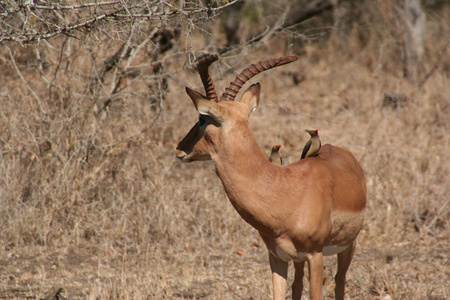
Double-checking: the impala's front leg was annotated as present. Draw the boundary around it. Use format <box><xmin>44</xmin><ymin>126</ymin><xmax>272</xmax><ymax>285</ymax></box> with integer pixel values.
<box><xmin>269</xmin><ymin>253</ymin><xmax>288</xmax><ymax>300</ymax></box>
<box><xmin>307</xmin><ymin>251</ymin><xmax>324</xmax><ymax>300</ymax></box>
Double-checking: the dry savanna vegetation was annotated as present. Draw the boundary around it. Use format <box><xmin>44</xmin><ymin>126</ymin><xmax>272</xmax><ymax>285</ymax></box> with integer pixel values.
<box><xmin>0</xmin><ymin>0</ymin><xmax>449</xmax><ymax>299</ymax></box>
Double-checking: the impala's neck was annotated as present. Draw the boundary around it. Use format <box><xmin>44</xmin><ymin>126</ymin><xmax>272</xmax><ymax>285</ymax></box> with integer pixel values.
<box><xmin>210</xmin><ymin>123</ymin><xmax>281</xmax><ymax>233</ymax></box>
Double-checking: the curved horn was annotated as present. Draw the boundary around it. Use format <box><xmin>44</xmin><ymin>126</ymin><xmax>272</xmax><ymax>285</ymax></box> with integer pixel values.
<box><xmin>196</xmin><ymin>53</ymin><xmax>219</xmax><ymax>102</ymax></box>
<box><xmin>220</xmin><ymin>56</ymin><xmax>298</xmax><ymax>102</ymax></box>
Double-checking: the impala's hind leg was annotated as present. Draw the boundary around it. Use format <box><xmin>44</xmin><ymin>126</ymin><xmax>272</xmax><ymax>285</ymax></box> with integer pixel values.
<box><xmin>335</xmin><ymin>241</ymin><xmax>356</xmax><ymax>300</ymax></box>
<box><xmin>292</xmin><ymin>261</ymin><xmax>305</xmax><ymax>300</ymax></box>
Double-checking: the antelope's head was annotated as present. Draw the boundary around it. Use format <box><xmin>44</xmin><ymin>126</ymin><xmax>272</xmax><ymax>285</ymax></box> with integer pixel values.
<box><xmin>176</xmin><ymin>54</ymin><xmax>298</xmax><ymax>162</ymax></box>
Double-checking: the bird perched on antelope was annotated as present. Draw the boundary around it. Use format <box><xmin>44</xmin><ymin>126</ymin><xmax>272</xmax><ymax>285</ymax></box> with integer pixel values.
<box><xmin>301</xmin><ymin>129</ymin><xmax>321</xmax><ymax>159</ymax></box>
<box><xmin>268</xmin><ymin>145</ymin><xmax>282</xmax><ymax>165</ymax></box>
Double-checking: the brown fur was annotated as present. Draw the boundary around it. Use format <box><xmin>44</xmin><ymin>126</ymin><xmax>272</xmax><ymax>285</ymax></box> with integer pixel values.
<box><xmin>176</xmin><ymin>82</ymin><xmax>366</xmax><ymax>300</ymax></box>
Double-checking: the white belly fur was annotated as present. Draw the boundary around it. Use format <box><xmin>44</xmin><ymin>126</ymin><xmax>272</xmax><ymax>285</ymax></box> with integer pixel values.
<box><xmin>275</xmin><ymin>245</ymin><xmax>349</xmax><ymax>262</ymax></box>
<box><xmin>322</xmin><ymin>245</ymin><xmax>349</xmax><ymax>256</ymax></box>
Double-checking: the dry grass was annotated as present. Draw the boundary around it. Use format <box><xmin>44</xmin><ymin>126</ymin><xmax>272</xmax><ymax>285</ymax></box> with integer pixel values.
<box><xmin>1</xmin><ymin>4</ymin><xmax>449</xmax><ymax>299</ymax></box>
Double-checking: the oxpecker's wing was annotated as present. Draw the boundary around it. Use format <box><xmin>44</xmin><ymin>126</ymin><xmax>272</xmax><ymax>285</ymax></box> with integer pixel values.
<box><xmin>301</xmin><ymin>140</ymin><xmax>312</xmax><ymax>159</ymax></box>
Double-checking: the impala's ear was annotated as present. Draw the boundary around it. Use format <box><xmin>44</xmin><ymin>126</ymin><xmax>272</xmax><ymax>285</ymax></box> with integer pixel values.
<box><xmin>240</xmin><ymin>83</ymin><xmax>261</xmax><ymax>115</ymax></box>
<box><xmin>186</xmin><ymin>87</ymin><xmax>224</xmax><ymax>123</ymax></box>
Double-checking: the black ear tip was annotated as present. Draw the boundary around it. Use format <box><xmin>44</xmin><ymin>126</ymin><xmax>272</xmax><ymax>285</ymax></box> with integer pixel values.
<box><xmin>249</xmin><ymin>83</ymin><xmax>261</xmax><ymax>93</ymax></box>
<box><xmin>185</xmin><ymin>87</ymin><xmax>194</xmax><ymax>97</ymax></box>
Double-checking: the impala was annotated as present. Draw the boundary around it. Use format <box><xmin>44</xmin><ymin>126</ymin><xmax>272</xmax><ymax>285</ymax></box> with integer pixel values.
<box><xmin>175</xmin><ymin>54</ymin><xmax>367</xmax><ymax>299</ymax></box>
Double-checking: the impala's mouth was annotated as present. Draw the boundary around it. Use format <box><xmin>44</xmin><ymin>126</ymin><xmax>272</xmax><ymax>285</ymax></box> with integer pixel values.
<box><xmin>175</xmin><ymin>149</ymin><xmax>189</xmax><ymax>162</ymax></box>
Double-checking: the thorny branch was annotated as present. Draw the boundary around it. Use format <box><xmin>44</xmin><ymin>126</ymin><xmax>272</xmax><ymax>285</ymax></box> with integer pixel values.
<box><xmin>0</xmin><ymin>0</ymin><xmax>241</xmax><ymax>44</ymax></box>
<box><xmin>0</xmin><ymin>1</ymin><xmax>121</xmax><ymax>16</ymax></box>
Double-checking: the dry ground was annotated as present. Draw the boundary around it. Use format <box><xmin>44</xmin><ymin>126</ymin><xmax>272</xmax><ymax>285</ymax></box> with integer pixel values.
<box><xmin>1</xmin><ymin>8</ymin><xmax>449</xmax><ymax>300</ymax></box>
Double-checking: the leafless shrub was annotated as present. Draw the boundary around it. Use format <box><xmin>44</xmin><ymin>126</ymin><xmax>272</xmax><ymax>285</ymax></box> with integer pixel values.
<box><xmin>0</xmin><ymin>0</ymin><xmax>449</xmax><ymax>299</ymax></box>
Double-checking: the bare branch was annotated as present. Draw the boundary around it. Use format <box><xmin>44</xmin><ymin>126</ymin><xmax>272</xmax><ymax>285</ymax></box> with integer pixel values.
<box><xmin>0</xmin><ymin>0</ymin><xmax>241</xmax><ymax>45</ymax></box>
<box><xmin>237</xmin><ymin>0</ymin><xmax>336</xmax><ymax>49</ymax></box>
<box><xmin>33</xmin><ymin>1</ymin><xmax>121</xmax><ymax>10</ymax></box>
<box><xmin>1</xmin><ymin>7</ymin><xmax>126</xmax><ymax>44</ymax></box>
<box><xmin>6</xmin><ymin>46</ymin><xmax>46</xmax><ymax>115</ymax></box>
<box><xmin>282</xmin><ymin>0</ymin><xmax>337</xmax><ymax>29</ymax></box>
<box><xmin>418</xmin><ymin>38</ymin><xmax>450</xmax><ymax>88</ymax></box>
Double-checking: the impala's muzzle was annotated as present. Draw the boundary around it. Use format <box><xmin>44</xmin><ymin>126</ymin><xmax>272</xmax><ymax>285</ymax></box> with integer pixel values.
<box><xmin>175</xmin><ymin>120</ymin><xmax>204</xmax><ymax>162</ymax></box>
<box><xmin>175</xmin><ymin>149</ymin><xmax>188</xmax><ymax>162</ymax></box>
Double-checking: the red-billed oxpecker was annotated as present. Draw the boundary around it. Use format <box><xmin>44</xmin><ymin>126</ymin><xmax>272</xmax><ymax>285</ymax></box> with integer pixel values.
<box><xmin>268</xmin><ymin>145</ymin><xmax>283</xmax><ymax>165</ymax></box>
<box><xmin>301</xmin><ymin>129</ymin><xmax>321</xmax><ymax>159</ymax></box>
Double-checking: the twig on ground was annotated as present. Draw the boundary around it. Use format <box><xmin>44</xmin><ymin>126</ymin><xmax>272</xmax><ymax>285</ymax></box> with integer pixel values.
<box><xmin>418</xmin><ymin>38</ymin><xmax>450</xmax><ymax>88</ymax></box>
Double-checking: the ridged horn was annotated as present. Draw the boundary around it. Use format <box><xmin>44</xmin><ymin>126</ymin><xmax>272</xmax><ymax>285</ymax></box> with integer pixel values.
<box><xmin>220</xmin><ymin>56</ymin><xmax>298</xmax><ymax>102</ymax></box>
<box><xmin>196</xmin><ymin>53</ymin><xmax>219</xmax><ymax>102</ymax></box>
